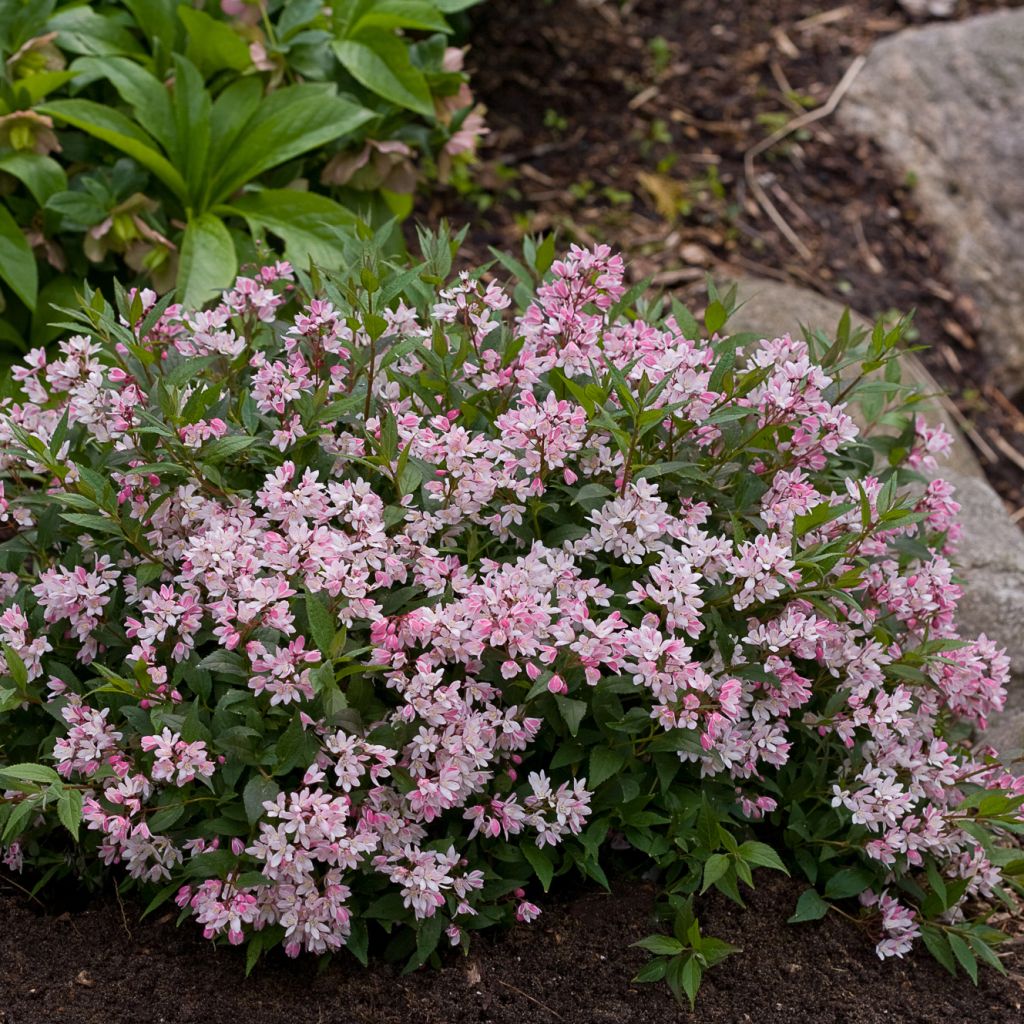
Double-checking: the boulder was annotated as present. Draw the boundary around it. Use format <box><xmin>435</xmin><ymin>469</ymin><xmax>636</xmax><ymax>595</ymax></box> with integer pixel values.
<box><xmin>725</xmin><ymin>276</ymin><xmax>1024</xmax><ymax>756</ymax></box>
<box><xmin>837</xmin><ymin>10</ymin><xmax>1024</xmax><ymax>391</ymax></box>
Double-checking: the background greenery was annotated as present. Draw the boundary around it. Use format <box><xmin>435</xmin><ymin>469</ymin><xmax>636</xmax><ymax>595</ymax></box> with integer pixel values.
<box><xmin>0</xmin><ymin>0</ymin><xmax>482</xmax><ymax>367</ymax></box>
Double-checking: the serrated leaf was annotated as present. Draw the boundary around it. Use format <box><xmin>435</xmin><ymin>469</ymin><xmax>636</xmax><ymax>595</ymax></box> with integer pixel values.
<box><xmin>57</xmin><ymin>787</ymin><xmax>83</xmax><ymax>840</ymax></box>
<box><xmin>0</xmin><ymin>762</ymin><xmax>60</xmax><ymax>785</ymax></box>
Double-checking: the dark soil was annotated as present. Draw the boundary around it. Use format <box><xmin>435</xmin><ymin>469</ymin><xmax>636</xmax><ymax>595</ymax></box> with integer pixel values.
<box><xmin>1</xmin><ymin>874</ymin><xmax>1021</xmax><ymax>1024</ymax></box>
<box><xmin>423</xmin><ymin>0</ymin><xmax>1024</xmax><ymax>520</ymax></box>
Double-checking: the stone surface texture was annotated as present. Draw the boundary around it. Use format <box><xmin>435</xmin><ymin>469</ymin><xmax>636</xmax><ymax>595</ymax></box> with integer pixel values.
<box><xmin>837</xmin><ymin>10</ymin><xmax>1024</xmax><ymax>389</ymax></box>
<box><xmin>725</xmin><ymin>276</ymin><xmax>1024</xmax><ymax>755</ymax></box>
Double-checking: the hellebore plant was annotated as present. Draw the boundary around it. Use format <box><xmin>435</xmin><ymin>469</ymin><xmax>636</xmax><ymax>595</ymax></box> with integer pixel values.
<box><xmin>0</xmin><ymin>231</ymin><xmax>1020</xmax><ymax>997</ymax></box>
<box><xmin>0</xmin><ymin>0</ymin><xmax>486</xmax><ymax>360</ymax></box>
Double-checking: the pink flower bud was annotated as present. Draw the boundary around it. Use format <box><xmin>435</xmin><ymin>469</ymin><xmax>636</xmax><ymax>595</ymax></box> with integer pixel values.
<box><xmin>547</xmin><ymin>674</ymin><xmax>567</xmax><ymax>696</ymax></box>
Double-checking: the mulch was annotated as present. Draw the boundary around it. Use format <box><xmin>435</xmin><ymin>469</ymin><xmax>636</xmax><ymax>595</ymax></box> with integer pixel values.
<box><xmin>1</xmin><ymin>874</ymin><xmax>1022</xmax><ymax>1023</ymax></box>
<box><xmin>421</xmin><ymin>0</ymin><xmax>1024</xmax><ymax>519</ymax></box>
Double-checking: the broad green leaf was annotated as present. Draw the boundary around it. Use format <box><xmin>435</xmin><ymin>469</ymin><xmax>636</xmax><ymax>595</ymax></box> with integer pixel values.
<box><xmin>334</xmin><ymin>32</ymin><xmax>434</xmax><ymax>117</ymax></box>
<box><xmin>737</xmin><ymin>840</ymin><xmax>789</xmax><ymax>875</ymax></box>
<box><xmin>171</xmin><ymin>56</ymin><xmax>212</xmax><ymax>197</ymax></box>
<box><xmin>37</xmin><ymin>100</ymin><xmax>188</xmax><ymax>201</ymax></box>
<box><xmin>47</xmin><ymin>6</ymin><xmax>145</xmax><ymax>56</ymax></box>
<box><xmin>353</xmin><ymin>1</ymin><xmax>450</xmax><ymax>33</ymax></box>
<box><xmin>0</xmin><ymin>152</ymin><xmax>66</xmax><ymax>205</ymax></box>
<box><xmin>0</xmin><ymin>203</ymin><xmax>37</xmax><ymax>310</ymax></box>
<box><xmin>7</xmin><ymin>70</ymin><xmax>77</xmax><ymax>105</ymax></box>
<box><xmin>70</xmin><ymin>57</ymin><xmax>176</xmax><ymax>156</ymax></box>
<box><xmin>178</xmin><ymin>212</ymin><xmax>236</xmax><ymax>308</ymax></box>
<box><xmin>823</xmin><ymin>867</ymin><xmax>874</xmax><ymax>900</ymax></box>
<box><xmin>921</xmin><ymin>926</ymin><xmax>958</xmax><ymax>976</ymax></box>
<box><xmin>632</xmin><ymin>934</ymin><xmax>684</xmax><ymax>956</ymax></box>
<box><xmin>177</xmin><ymin>5</ymin><xmax>252</xmax><ymax>76</ymax></box>
<box><xmin>123</xmin><ymin>0</ymin><xmax>179</xmax><ymax>50</ymax></box>
<box><xmin>208</xmin><ymin>85</ymin><xmax>372</xmax><ymax>203</ymax></box>
<box><xmin>787</xmin><ymin>888</ymin><xmax>829</xmax><ymax>924</ymax></box>
<box><xmin>45</xmin><ymin>189</ymin><xmax>109</xmax><ymax>227</ymax></box>
<box><xmin>222</xmin><ymin>190</ymin><xmax>358</xmax><ymax>268</ymax></box>
<box><xmin>680</xmin><ymin>956</ymin><xmax>703</xmax><ymax>1008</ymax></box>
<box><xmin>206</xmin><ymin>77</ymin><xmax>264</xmax><ymax>201</ymax></box>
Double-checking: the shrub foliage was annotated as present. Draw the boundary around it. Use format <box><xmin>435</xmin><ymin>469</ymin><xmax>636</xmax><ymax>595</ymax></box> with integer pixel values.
<box><xmin>0</xmin><ymin>234</ymin><xmax>1021</xmax><ymax>994</ymax></box>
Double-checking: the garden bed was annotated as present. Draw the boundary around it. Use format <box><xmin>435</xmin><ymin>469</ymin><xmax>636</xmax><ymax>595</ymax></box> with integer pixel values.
<box><xmin>2</xmin><ymin>874</ymin><xmax>1022</xmax><ymax>1024</ymax></box>
<box><xmin>3</xmin><ymin>2</ymin><xmax>1024</xmax><ymax>1020</ymax></box>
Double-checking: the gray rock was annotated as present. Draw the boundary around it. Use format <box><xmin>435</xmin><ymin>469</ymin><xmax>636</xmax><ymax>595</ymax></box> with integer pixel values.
<box><xmin>944</xmin><ymin>471</ymin><xmax>1024</xmax><ymax>756</ymax></box>
<box><xmin>838</xmin><ymin>11</ymin><xmax>1024</xmax><ymax>390</ymax></box>
<box><xmin>723</xmin><ymin>276</ymin><xmax>1024</xmax><ymax>756</ymax></box>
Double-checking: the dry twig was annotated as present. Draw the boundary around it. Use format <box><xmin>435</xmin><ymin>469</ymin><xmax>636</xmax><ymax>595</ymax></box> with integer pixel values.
<box><xmin>743</xmin><ymin>56</ymin><xmax>866</xmax><ymax>261</ymax></box>
<box><xmin>494</xmin><ymin>978</ymin><xmax>565</xmax><ymax>1020</ymax></box>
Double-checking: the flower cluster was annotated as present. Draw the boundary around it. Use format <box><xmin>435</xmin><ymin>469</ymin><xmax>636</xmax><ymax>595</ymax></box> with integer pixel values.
<box><xmin>0</xmin><ymin>240</ymin><xmax>1020</xmax><ymax>980</ymax></box>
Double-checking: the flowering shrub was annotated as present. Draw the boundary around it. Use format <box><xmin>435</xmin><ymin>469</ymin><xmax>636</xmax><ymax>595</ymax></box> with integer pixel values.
<box><xmin>0</xmin><ymin>0</ymin><xmax>485</xmax><ymax>360</ymax></box>
<box><xmin>0</xmin><ymin>234</ymin><xmax>1021</xmax><ymax>996</ymax></box>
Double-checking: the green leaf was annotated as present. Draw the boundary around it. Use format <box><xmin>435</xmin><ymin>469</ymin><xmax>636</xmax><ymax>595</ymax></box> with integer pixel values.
<box><xmin>0</xmin><ymin>762</ymin><xmax>60</xmax><ymax>785</ymax></box>
<box><xmin>242</xmin><ymin>775</ymin><xmax>280</xmax><ymax>825</ymax></box>
<box><xmin>334</xmin><ymin>32</ymin><xmax>434</xmax><ymax>117</ymax></box>
<box><xmin>306</xmin><ymin>590</ymin><xmax>337</xmax><ymax>655</ymax></box>
<box><xmin>1</xmin><ymin>645</ymin><xmax>29</xmax><ymax>689</ymax></box>
<box><xmin>37</xmin><ymin>100</ymin><xmax>188</xmax><ymax>201</ymax></box>
<box><xmin>45</xmin><ymin>189</ymin><xmax>109</xmax><ymax>227</ymax></box>
<box><xmin>0</xmin><ymin>152</ymin><xmax>66</xmax><ymax>205</ymax></box>
<box><xmin>921</xmin><ymin>926</ymin><xmax>958</xmax><ymax>976</ymax></box>
<box><xmin>737</xmin><ymin>841</ymin><xmax>789</xmax><ymax>875</ymax></box>
<box><xmin>704</xmin><ymin>299</ymin><xmax>728</xmax><ymax>335</ymax></box>
<box><xmin>787</xmin><ymin>888</ymin><xmax>829</xmax><ymax>924</ymax></box>
<box><xmin>48</xmin><ymin>6</ymin><xmax>146</xmax><ymax>56</ymax></box>
<box><xmin>632</xmin><ymin>934</ymin><xmax>684</xmax><ymax>956</ymax></box>
<box><xmin>171</xmin><ymin>56</ymin><xmax>212</xmax><ymax>197</ymax></box>
<box><xmin>680</xmin><ymin>956</ymin><xmax>703</xmax><ymax>1008</ymax></box>
<box><xmin>947</xmin><ymin>932</ymin><xmax>978</xmax><ymax>984</ymax></box>
<box><xmin>71</xmin><ymin>56</ymin><xmax>177</xmax><ymax>156</ymax></box>
<box><xmin>208</xmin><ymin>85</ymin><xmax>372</xmax><ymax>203</ymax></box>
<box><xmin>2</xmin><ymin>797</ymin><xmax>36</xmax><ymax>842</ymax></box>
<box><xmin>0</xmin><ymin>203</ymin><xmax>37</xmax><ymax>310</ymax></box>
<box><xmin>632</xmin><ymin>958</ymin><xmax>668</xmax><ymax>983</ymax></box>
<box><xmin>200</xmin><ymin>434</ymin><xmax>257</xmax><ymax>463</ymax></box>
<box><xmin>353</xmin><ymin>1</ymin><xmax>450</xmax><ymax>33</ymax></box>
<box><xmin>223</xmin><ymin>190</ymin><xmax>359</xmax><ymax>268</ymax></box>
<box><xmin>178</xmin><ymin>213</ymin><xmax>237</xmax><ymax>308</ymax></box>
<box><xmin>177</xmin><ymin>5</ymin><xmax>252</xmax><ymax>76</ymax></box>
<box><xmin>588</xmin><ymin>746</ymin><xmax>625</xmax><ymax>788</ymax></box>
<box><xmin>701</xmin><ymin>853</ymin><xmax>731</xmax><ymax>894</ymax></box>
<box><xmin>57</xmin><ymin>787</ymin><xmax>83</xmax><ymax>840</ymax></box>
<box><xmin>823</xmin><ymin>867</ymin><xmax>874</xmax><ymax>900</ymax></box>
<box><xmin>554</xmin><ymin>695</ymin><xmax>587</xmax><ymax>737</ymax></box>
<box><xmin>522</xmin><ymin>843</ymin><xmax>554</xmax><ymax>891</ymax></box>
